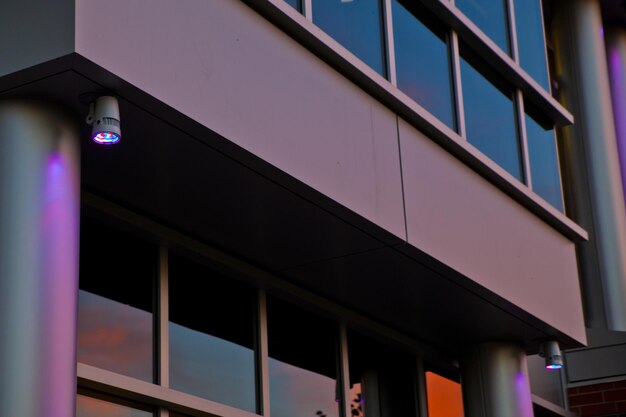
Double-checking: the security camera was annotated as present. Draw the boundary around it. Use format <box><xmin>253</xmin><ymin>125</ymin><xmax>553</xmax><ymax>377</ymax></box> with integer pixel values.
<box><xmin>86</xmin><ymin>96</ymin><xmax>121</xmax><ymax>145</ymax></box>
<box><xmin>539</xmin><ymin>340</ymin><xmax>563</xmax><ymax>370</ymax></box>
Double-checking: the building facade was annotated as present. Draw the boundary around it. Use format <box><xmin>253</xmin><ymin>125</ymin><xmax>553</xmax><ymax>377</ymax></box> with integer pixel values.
<box><xmin>0</xmin><ymin>0</ymin><xmax>625</xmax><ymax>417</ymax></box>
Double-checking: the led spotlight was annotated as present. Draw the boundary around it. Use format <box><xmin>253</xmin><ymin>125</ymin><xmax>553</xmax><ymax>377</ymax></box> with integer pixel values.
<box><xmin>539</xmin><ymin>341</ymin><xmax>563</xmax><ymax>370</ymax></box>
<box><xmin>86</xmin><ymin>96</ymin><xmax>121</xmax><ymax>145</ymax></box>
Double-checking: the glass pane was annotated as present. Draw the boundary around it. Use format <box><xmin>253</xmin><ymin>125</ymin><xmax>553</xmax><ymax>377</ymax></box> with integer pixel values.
<box><xmin>169</xmin><ymin>253</ymin><xmax>256</xmax><ymax>412</ymax></box>
<box><xmin>284</xmin><ymin>0</ymin><xmax>302</xmax><ymax>12</ymax></box>
<box><xmin>425</xmin><ymin>372</ymin><xmax>464</xmax><ymax>417</ymax></box>
<box><xmin>456</xmin><ymin>0</ymin><xmax>510</xmax><ymax>54</ymax></box>
<box><xmin>76</xmin><ymin>395</ymin><xmax>152</xmax><ymax>417</ymax></box>
<box><xmin>514</xmin><ymin>0</ymin><xmax>549</xmax><ymax>90</ymax></box>
<box><xmin>460</xmin><ymin>52</ymin><xmax>522</xmax><ymax>180</ymax></box>
<box><xmin>312</xmin><ymin>0</ymin><xmax>386</xmax><ymax>76</ymax></box>
<box><xmin>525</xmin><ymin>110</ymin><xmax>563</xmax><ymax>211</ymax></box>
<box><xmin>268</xmin><ymin>297</ymin><xmax>340</xmax><ymax>417</ymax></box>
<box><xmin>77</xmin><ymin>218</ymin><xmax>155</xmax><ymax>382</ymax></box>
<box><xmin>393</xmin><ymin>0</ymin><xmax>456</xmax><ymax>129</ymax></box>
<box><xmin>348</xmin><ymin>331</ymin><xmax>417</xmax><ymax>417</ymax></box>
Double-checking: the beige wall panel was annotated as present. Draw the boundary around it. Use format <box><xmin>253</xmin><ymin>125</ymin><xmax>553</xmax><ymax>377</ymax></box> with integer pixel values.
<box><xmin>399</xmin><ymin>119</ymin><xmax>585</xmax><ymax>342</ymax></box>
<box><xmin>75</xmin><ymin>0</ymin><xmax>405</xmax><ymax>239</ymax></box>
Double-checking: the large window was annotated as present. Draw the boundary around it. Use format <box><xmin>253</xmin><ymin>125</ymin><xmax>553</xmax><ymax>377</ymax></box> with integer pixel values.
<box><xmin>169</xmin><ymin>253</ymin><xmax>257</xmax><ymax>412</ymax></box>
<box><xmin>77</xmin><ymin>394</ymin><xmax>153</xmax><ymax>417</ymax></box>
<box><xmin>77</xmin><ymin>217</ymin><xmax>156</xmax><ymax>382</ymax></box>
<box><xmin>312</xmin><ymin>0</ymin><xmax>387</xmax><ymax>77</ymax></box>
<box><xmin>460</xmin><ymin>49</ymin><xmax>522</xmax><ymax>180</ymax></box>
<box><xmin>514</xmin><ymin>0</ymin><xmax>550</xmax><ymax>90</ymax></box>
<box><xmin>392</xmin><ymin>0</ymin><xmax>456</xmax><ymax>129</ymax></box>
<box><xmin>456</xmin><ymin>0</ymin><xmax>510</xmax><ymax>54</ymax></box>
<box><xmin>268</xmin><ymin>297</ymin><xmax>341</xmax><ymax>417</ymax></box>
<box><xmin>425</xmin><ymin>371</ymin><xmax>464</xmax><ymax>417</ymax></box>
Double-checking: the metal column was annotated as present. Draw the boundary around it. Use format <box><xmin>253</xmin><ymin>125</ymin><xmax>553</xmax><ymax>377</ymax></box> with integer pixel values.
<box><xmin>552</xmin><ymin>0</ymin><xmax>626</xmax><ymax>331</ymax></box>
<box><xmin>460</xmin><ymin>343</ymin><xmax>534</xmax><ymax>417</ymax></box>
<box><xmin>0</xmin><ymin>101</ymin><xmax>80</xmax><ymax>417</ymax></box>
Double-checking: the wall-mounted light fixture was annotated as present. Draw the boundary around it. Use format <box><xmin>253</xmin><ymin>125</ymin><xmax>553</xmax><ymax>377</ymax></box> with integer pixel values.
<box><xmin>539</xmin><ymin>341</ymin><xmax>563</xmax><ymax>370</ymax></box>
<box><xmin>86</xmin><ymin>96</ymin><xmax>121</xmax><ymax>145</ymax></box>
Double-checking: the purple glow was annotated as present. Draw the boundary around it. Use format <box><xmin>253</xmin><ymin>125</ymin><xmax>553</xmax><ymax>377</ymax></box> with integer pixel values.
<box><xmin>545</xmin><ymin>364</ymin><xmax>562</xmax><ymax>370</ymax></box>
<box><xmin>600</xmin><ymin>26</ymin><xmax>605</xmax><ymax>39</ymax></box>
<box><xmin>93</xmin><ymin>131</ymin><xmax>120</xmax><ymax>145</ymax></box>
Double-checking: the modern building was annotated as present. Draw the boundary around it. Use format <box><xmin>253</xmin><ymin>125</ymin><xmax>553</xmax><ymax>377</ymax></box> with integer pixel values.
<box><xmin>1</xmin><ymin>0</ymin><xmax>626</xmax><ymax>417</ymax></box>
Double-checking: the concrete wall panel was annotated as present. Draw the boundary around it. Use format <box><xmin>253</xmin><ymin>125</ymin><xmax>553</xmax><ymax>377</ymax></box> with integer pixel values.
<box><xmin>399</xmin><ymin>119</ymin><xmax>585</xmax><ymax>342</ymax></box>
<box><xmin>75</xmin><ymin>0</ymin><xmax>405</xmax><ymax>239</ymax></box>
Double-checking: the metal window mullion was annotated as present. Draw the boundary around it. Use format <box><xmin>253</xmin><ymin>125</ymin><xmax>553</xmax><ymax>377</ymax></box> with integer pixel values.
<box><xmin>158</xmin><ymin>246</ymin><xmax>170</xmax><ymax>388</ymax></box>
<box><xmin>339</xmin><ymin>325</ymin><xmax>352</xmax><ymax>417</ymax></box>
<box><xmin>304</xmin><ymin>0</ymin><xmax>313</xmax><ymax>21</ymax></box>
<box><xmin>158</xmin><ymin>408</ymin><xmax>169</xmax><ymax>417</ymax></box>
<box><xmin>257</xmin><ymin>290</ymin><xmax>271</xmax><ymax>417</ymax></box>
<box><xmin>450</xmin><ymin>30</ymin><xmax>466</xmax><ymax>139</ymax></box>
<box><xmin>507</xmin><ymin>0</ymin><xmax>520</xmax><ymax>63</ymax></box>
<box><xmin>415</xmin><ymin>357</ymin><xmax>429</xmax><ymax>417</ymax></box>
<box><xmin>383</xmin><ymin>0</ymin><xmax>397</xmax><ymax>86</ymax></box>
<box><xmin>516</xmin><ymin>90</ymin><xmax>532</xmax><ymax>188</ymax></box>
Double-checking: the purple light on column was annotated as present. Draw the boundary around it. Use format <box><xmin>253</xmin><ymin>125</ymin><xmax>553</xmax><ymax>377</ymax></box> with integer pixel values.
<box><xmin>93</xmin><ymin>131</ymin><xmax>120</xmax><ymax>145</ymax></box>
<box><xmin>545</xmin><ymin>364</ymin><xmax>563</xmax><ymax>370</ymax></box>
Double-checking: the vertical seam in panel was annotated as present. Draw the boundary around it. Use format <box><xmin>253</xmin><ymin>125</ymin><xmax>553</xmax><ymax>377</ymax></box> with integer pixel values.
<box><xmin>396</xmin><ymin>115</ymin><xmax>409</xmax><ymax>242</ymax></box>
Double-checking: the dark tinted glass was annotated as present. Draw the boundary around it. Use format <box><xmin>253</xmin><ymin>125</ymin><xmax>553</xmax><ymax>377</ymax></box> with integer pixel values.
<box><xmin>312</xmin><ymin>0</ymin><xmax>386</xmax><ymax>76</ymax></box>
<box><xmin>460</xmin><ymin>51</ymin><xmax>522</xmax><ymax>179</ymax></box>
<box><xmin>525</xmin><ymin>108</ymin><xmax>563</xmax><ymax>211</ymax></box>
<box><xmin>76</xmin><ymin>395</ymin><xmax>153</xmax><ymax>417</ymax></box>
<box><xmin>284</xmin><ymin>0</ymin><xmax>302</xmax><ymax>12</ymax></box>
<box><xmin>348</xmin><ymin>332</ymin><xmax>417</xmax><ymax>417</ymax></box>
<box><xmin>514</xmin><ymin>0</ymin><xmax>549</xmax><ymax>90</ymax></box>
<box><xmin>169</xmin><ymin>254</ymin><xmax>256</xmax><ymax>412</ymax></box>
<box><xmin>268</xmin><ymin>297</ymin><xmax>340</xmax><ymax>417</ymax></box>
<box><xmin>456</xmin><ymin>0</ymin><xmax>510</xmax><ymax>54</ymax></box>
<box><xmin>77</xmin><ymin>218</ymin><xmax>155</xmax><ymax>382</ymax></box>
<box><xmin>393</xmin><ymin>0</ymin><xmax>455</xmax><ymax>129</ymax></box>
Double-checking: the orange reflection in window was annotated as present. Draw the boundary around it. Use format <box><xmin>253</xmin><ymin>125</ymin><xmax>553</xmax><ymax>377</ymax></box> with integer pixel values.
<box><xmin>426</xmin><ymin>372</ymin><xmax>464</xmax><ymax>417</ymax></box>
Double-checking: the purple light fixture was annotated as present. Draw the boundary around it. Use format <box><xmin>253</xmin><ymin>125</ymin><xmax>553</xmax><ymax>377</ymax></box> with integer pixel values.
<box><xmin>86</xmin><ymin>96</ymin><xmax>122</xmax><ymax>145</ymax></box>
<box><xmin>539</xmin><ymin>341</ymin><xmax>563</xmax><ymax>370</ymax></box>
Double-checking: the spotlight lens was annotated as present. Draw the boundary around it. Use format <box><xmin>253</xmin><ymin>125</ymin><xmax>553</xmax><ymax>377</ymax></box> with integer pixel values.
<box><xmin>546</xmin><ymin>364</ymin><xmax>562</xmax><ymax>370</ymax></box>
<box><xmin>93</xmin><ymin>131</ymin><xmax>120</xmax><ymax>145</ymax></box>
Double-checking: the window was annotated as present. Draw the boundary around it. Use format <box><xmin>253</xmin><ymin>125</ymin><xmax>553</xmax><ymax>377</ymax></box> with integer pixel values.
<box><xmin>392</xmin><ymin>0</ymin><xmax>456</xmax><ymax>129</ymax></box>
<box><xmin>348</xmin><ymin>331</ymin><xmax>418</xmax><ymax>417</ymax></box>
<box><xmin>268</xmin><ymin>297</ymin><xmax>341</xmax><ymax>417</ymax></box>
<box><xmin>77</xmin><ymin>217</ymin><xmax>156</xmax><ymax>382</ymax></box>
<box><xmin>283</xmin><ymin>0</ymin><xmax>302</xmax><ymax>13</ymax></box>
<box><xmin>169</xmin><ymin>253</ymin><xmax>257</xmax><ymax>412</ymax></box>
<box><xmin>312</xmin><ymin>0</ymin><xmax>387</xmax><ymax>77</ymax></box>
<box><xmin>525</xmin><ymin>104</ymin><xmax>563</xmax><ymax>211</ymax></box>
<box><xmin>425</xmin><ymin>371</ymin><xmax>464</xmax><ymax>417</ymax></box>
<box><xmin>456</xmin><ymin>0</ymin><xmax>510</xmax><ymax>54</ymax></box>
<box><xmin>460</xmin><ymin>48</ymin><xmax>522</xmax><ymax>180</ymax></box>
<box><xmin>514</xmin><ymin>0</ymin><xmax>550</xmax><ymax>90</ymax></box>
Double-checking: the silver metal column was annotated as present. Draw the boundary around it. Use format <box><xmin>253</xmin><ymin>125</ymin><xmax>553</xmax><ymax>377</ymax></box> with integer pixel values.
<box><xmin>605</xmin><ymin>26</ymin><xmax>626</xmax><ymax>207</ymax></box>
<box><xmin>0</xmin><ymin>101</ymin><xmax>80</xmax><ymax>417</ymax></box>
<box><xmin>460</xmin><ymin>343</ymin><xmax>534</xmax><ymax>417</ymax></box>
<box><xmin>552</xmin><ymin>0</ymin><xmax>626</xmax><ymax>331</ymax></box>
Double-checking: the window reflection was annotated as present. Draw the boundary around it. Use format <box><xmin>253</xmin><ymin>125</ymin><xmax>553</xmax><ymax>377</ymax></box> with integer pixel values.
<box><xmin>425</xmin><ymin>372</ymin><xmax>464</xmax><ymax>417</ymax></box>
<box><xmin>312</xmin><ymin>0</ymin><xmax>386</xmax><ymax>77</ymax></box>
<box><xmin>268</xmin><ymin>297</ymin><xmax>340</xmax><ymax>417</ymax></box>
<box><xmin>525</xmin><ymin>105</ymin><xmax>563</xmax><ymax>211</ymax></box>
<box><xmin>76</xmin><ymin>394</ymin><xmax>153</xmax><ymax>417</ymax></box>
<box><xmin>348</xmin><ymin>331</ymin><xmax>417</xmax><ymax>417</ymax></box>
<box><xmin>77</xmin><ymin>218</ymin><xmax>155</xmax><ymax>382</ymax></box>
<box><xmin>169</xmin><ymin>253</ymin><xmax>256</xmax><ymax>412</ymax></box>
<box><xmin>514</xmin><ymin>0</ymin><xmax>550</xmax><ymax>90</ymax></box>
<box><xmin>283</xmin><ymin>0</ymin><xmax>302</xmax><ymax>13</ymax></box>
<box><xmin>393</xmin><ymin>0</ymin><xmax>456</xmax><ymax>129</ymax></box>
<box><xmin>456</xmin><ymin>0</ymin><xmax>510</xmax><ymax>54</ymax></box>
<box><xmin>460</xmin><ymin>49</ymin><xmax>522</xmax><ymax>180</ymax></box>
